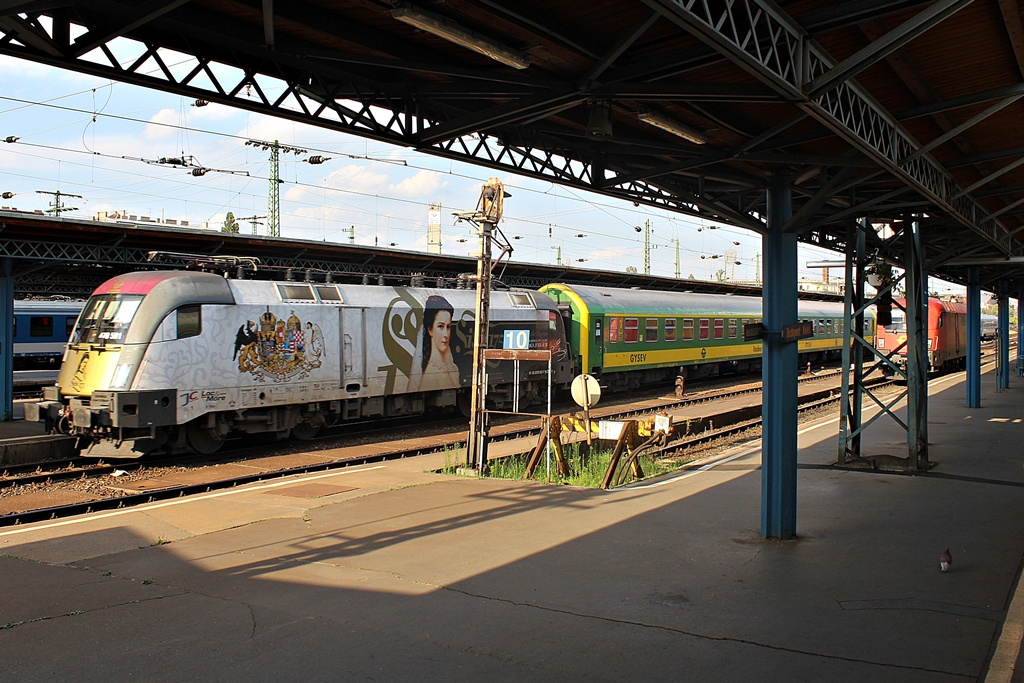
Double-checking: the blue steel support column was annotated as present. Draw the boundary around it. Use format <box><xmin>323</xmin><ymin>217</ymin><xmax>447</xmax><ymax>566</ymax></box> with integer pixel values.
<box><xmin>839</xmin><ymin>219</ymin><xmax>866</xmax><ymax>463</ymax></box>
<box><xmin>761</xmin><ymin>177</ymin><xmax>798</xmax><ymax>539</ymax></box>
<box><xmin>904</xmin><ymin>217</ymin><xmax>928</xmax><ymax>468</ymax></box>
<box><xmin>0</xmin><ymin>258</ymin><xmax>13</xmax><ymax>421</ymax></box>
<box><xmin>1018</xmin><ymin>292</ymin><xmax>1024</xmax><ymax>377</ymax></box>
<box><xmin>997</xmin><ymin>282</ymin><xmax>1010</xmax><ymax>391</ymax></box>
<box><xmin>967</xmin><ymin>268</ymin><xmax>982</xmax><ymax>407</ymax></box>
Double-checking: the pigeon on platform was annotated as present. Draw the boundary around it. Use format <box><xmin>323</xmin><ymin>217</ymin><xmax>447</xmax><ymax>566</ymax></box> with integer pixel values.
<box><xmin>940</xmin><ymin>548</ymin><xmax>952</xmax><ymax>573</ymax></box>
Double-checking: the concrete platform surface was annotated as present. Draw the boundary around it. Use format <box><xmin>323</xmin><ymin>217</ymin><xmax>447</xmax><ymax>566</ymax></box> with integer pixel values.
<box><xmin>0</xmin><ymin>399</ymin><xmax>47</xmax><ymax>438</ymax></box>
<box><xmin>1</xmin><ymin>370</ymin><xmax>1023</xmax><ymax>681</ymax></box>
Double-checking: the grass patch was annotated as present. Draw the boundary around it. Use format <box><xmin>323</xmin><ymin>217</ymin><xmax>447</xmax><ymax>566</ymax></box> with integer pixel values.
<box><xmin>484</xmin><ymin>442</ymin><xmax>673</xmax><ymax>488</ymax></box>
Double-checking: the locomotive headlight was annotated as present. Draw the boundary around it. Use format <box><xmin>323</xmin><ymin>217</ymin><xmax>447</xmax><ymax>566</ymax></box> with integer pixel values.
<box><xmin>927</xmin><ymin>338</ymin><xmax>933</xmax><ymax>349</ymax></box>
<box><xmin>111</xmin><ymin>363</ymin><xmax>133</xmax><ymax>388</ymax></box>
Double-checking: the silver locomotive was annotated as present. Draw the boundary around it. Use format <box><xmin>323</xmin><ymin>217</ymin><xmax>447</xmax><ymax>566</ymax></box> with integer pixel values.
<box><xmin>27</xmin><ymin>270</ymin><xmax>573</xmax><ymax>457</ymax></box>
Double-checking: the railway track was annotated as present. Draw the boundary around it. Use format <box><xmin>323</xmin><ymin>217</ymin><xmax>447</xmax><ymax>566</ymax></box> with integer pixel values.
<box><xmin>0</xmin><ymin>369</ymin><xmax>883</xmax><ymax>526</ymax></box>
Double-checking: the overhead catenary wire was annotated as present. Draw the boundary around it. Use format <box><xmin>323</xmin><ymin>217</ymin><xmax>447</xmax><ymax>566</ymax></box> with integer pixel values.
<box><xmin>0</xmin><ymin>87</ymin><xmax>851</xmax><ymax>279</ymax></box>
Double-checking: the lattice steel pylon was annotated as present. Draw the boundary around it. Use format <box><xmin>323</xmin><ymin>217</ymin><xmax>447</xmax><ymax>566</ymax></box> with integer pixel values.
<box><xmin>246</xmin><ymin>139</ymin><xmax>307</xmax><ymax>238</ymax></box>
<box><xmin>237</xmin><ymin>215</ymin><xmax>265</xmax><ymax>236</ymax></box>
<box><xmin>643</xmin><ymin>219</ymin><xmax>652</xmax><ymax>274</ymax></box>
<box><xmin>724</xmin><ymin>249</ymin><xmax>737</xmax><ymax>280</ymax></box>
<box><xmin>36</xmin><ymin>189</ymin><xmax>82</xmax><ymax>215</ymax></box>
<box><xmin>268</xmin><ymin>144</ymin><xmax>280</xmax><ymax>237</ymax></box>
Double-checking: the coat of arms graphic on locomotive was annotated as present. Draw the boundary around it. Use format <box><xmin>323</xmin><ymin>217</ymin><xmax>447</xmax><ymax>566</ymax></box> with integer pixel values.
<box><xmin>233</xmin><ymin>308</ymin><xmax>325</xmax><ymax>382</ymax></box>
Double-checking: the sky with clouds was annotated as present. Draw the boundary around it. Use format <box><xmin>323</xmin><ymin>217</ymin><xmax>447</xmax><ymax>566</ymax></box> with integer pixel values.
<box><xmin>0</xmin><ymin>51</ymin><xmax>965</xmax><ymax>293</ymax></box>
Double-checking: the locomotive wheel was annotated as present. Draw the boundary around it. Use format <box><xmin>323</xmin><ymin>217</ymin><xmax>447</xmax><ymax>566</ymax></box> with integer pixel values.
<box><xmin>457</xmin><ymin>390</ymin><xmax>472</xmax><ymax>418</ymax></box>
<box><xmin>186</xmin><ymin>420</ymin><xmax>226</xmax><ymax>454</ymax></box>
<box><xmin>292</xmin><ymin>421</ymin><xmax>321</xmax><ymax>440</ymax></box>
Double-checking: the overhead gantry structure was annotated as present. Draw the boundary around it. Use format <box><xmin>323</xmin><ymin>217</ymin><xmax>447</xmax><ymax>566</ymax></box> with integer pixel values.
<box><xmin>2</xmin><ymin>0</ymin><xmax>1024</xmax><ymax>538</ymax></box>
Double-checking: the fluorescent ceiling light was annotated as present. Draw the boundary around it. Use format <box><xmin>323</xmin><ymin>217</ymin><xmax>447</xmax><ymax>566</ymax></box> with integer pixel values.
<box><xmin>637</xmin><ymin>109</ymin><xmax>706</xmax><ymax>145</ymax></box>
<box><xmin>392</xmin><ymin>3</ymin><xmax>530</xmax><ymax>70</ymax></box>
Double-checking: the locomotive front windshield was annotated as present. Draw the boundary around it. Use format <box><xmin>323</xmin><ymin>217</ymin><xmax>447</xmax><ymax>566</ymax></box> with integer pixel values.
<box><xmin>72</xmin><ymin>294</ymin><xmax>144</xmax><ymax>345</ymax></box>
<box><xmin>887</xmin><ymin>311</ymin><xmax>907</xmax><ymax>333</ymax></box>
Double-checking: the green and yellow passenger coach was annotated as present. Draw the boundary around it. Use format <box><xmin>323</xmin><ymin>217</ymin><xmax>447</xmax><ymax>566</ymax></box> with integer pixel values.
<box><xmin>539</xmin><ymin>283</ymin><xmax>874</xmax><ymax>392</ymax></box>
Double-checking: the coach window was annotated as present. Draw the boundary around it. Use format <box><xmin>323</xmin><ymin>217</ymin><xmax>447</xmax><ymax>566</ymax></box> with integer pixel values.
<box><xmin>698</xmin><ymin>318</ymin><xmax>710</xmax><ymax>341</ymax></box>
<box><xmin>665</xmin><ymin>318</ymin><xmax>677</xmax><ymax>342</ymax></box>
<box><xmin>30</xmin><ymin>316</ymin><xmax>53</xmax><ymax>337</ymax></box>
<box><xmin>645</xmin><ymin>318</ymin><xmax>659</xmax><ymax>342</ymax></box>
<box><xmin>65</xmin><ymin>317</ymin><xmax>76</xmax><ymax>337</ymax></box>
<box><xmin>728</xmin><ymin>319</ymin><xmax>738</xmax><ymax>338</ymax></box>
<box><xmin>624</xmin><ymin>318</ymin><xmax>639</xmax><ymax>343</ymax></box>
<box><xmin>714</xmin><ymin>319</ymin><xmax>725</xmax><ymax>339</ymax></box>
<box><xmin>682</xmin><ymin>319</ymin><xmax>694</xmax><ymax>341</ymax></box>
<box><xmin>608</xmin><ymin>317</ymin><xmax>620</xmax><ymax>343</ymax></box>
<box><xmin>177</xmin><ymin>305</ymin><xmax>201</xmax><ymax>339</ymax></box>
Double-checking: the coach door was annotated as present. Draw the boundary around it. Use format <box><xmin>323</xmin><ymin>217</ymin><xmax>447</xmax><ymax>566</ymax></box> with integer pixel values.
<box><xmin>341</xmin><ymin>307</ymin><xmax>367</xmax><ymax>388</ymax></box>
<box><xmin>590</xmin><ymin>317</ymin><xmax>603</xmax><ymax>374</ymax></box>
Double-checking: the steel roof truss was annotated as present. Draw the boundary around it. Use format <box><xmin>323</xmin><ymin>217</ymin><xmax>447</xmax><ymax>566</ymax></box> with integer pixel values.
<box><xmin>581</xmin><ymin>9</ymin><xmax>660</xmax><ymax>86</ymax></box>
<box><xmin>0</xmin><ymin>5</ymin><xmax>765</xmax><ymax>230</ymax></box>
<box><xmin>896</xmin><ymin>82</ymin><xmax>1024</xmax><ymax>121</ymax></box>
<box><xmin>954</xmin><ymin>156</ymin><xmax>1024</xmax><ymax>199</ymax></box>
<box><xmin>419</xmin><ymin>90</ymin><xmax>585</xmax><ymax>145</ymax></box>
<box><xmin>796</xmin><ymin>1</ymin><xmax>936</xmax><ymax>34</ymax></box>
<box><xmin>646</xmin><ymin>0</ymin><xmax>1012</xmax><ymax>252</ymax></box>
<box><xmin>70</xmin><ymin>0</ymin><xmax>190</xmax><ymax>58</ymax></box>
<box><xmin>803</xmin><ymin>0</ymin><xmax>973</xmax><ymax>100</ymax></box>
<box><xmin>904</xmin><ymin>95</ymin><xmax>1024</xmax><ymax>164</ymax></box>
<box><xmin>0</xmin><ymin>12</ymin><xmax>62</xmax><ymax>56</ymax></box>
<box><xmin>984</xmin><ymin>194</ymin><xmax>1024</xmax><ymax>223</ymax></box>
<box><xmin>781</xmin><ymin>166</ymin><xmax>861</xmax><ymax>234</ymax></box>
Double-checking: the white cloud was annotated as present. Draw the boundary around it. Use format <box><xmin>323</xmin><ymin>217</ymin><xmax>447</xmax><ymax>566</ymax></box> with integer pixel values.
<box><xmin>143</xmin><ymin>108</ymin><xmax>180</xmax><ymax>141</ymax></box>
<box><xmin>324</xmin><ymin>164</ymin><xmax>391</xmax><ymax>193</ymax></box>
<box><xmin>236</xmin><ymin>114</ymin><xmax>342</xmax><ymax>147</ymax></box>
<box><xmin>0</xmin><ymin>55</ymin><xmax>58</xmax><ymax>82</ymax></box>
<box><xmin>187</xmin><ymin>102</ymin><xmax>243</xmax><ymax>123</ymax></box>
<box><xmin>589</xmin><ymin>245</ymin><xmax>640</xmax><ymax>262</ymax></box>
<box><xmin>388</xmin><ymin>170</ymin><xmax>446</xmax><ymax>198</ymax></box>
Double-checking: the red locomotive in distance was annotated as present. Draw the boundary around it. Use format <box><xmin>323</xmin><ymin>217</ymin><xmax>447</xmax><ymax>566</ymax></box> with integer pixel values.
<box><xmin>875</xmin><ymin>298</ymin><xmax>968</xmax><ymax>374</ymax></box>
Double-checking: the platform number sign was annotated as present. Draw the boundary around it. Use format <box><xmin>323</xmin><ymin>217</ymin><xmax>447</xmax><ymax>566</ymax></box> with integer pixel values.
<box><xmin>503</xmin><ymin>329</ymin><xmax>530</xmax><ymax>350</ymax></box>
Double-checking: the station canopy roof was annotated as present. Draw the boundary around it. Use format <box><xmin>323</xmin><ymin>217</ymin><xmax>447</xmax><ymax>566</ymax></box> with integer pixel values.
<box><xmin>2</xmin><ymin>1</ymin><xmax>1024</xmax><ymax>291</ymax></box>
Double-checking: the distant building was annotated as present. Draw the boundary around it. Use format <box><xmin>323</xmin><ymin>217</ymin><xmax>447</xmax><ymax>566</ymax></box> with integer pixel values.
<box><xmin>95</xmin><ymin>210</ymin><xmax>203</xmax><ymax>228</ymax></box>
<box><xmin>427</xmin><ymin>203</ymin><xmax>441</xmax><ymax>254</ymax></box>
<box><xmin>798</xmin><ymin>278</ymin><xmax>845</xmax><ymax>296</ymax></box>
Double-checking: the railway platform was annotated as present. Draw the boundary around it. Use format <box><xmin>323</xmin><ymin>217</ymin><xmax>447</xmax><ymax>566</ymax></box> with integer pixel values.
<box><xmin>0</xmin><ymin>399</ymin><xmax>48</xmax><ymax>436</ymax></box>
<box><xmin>1</xmin><ymin>369</ymin><xmax>1022</xmax><ymax>681</ymax></box>
<box><xmin>0</xmin><ymin>399</ymin><xmax>75</xmax><ymax>465</ymax></box>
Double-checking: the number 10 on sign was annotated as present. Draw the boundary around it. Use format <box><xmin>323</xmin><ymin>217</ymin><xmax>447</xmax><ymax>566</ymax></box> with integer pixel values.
<box><xmin>503</xmin><ymin>329</ymin><xmax>530</xmax><ymax>350</ymax></box>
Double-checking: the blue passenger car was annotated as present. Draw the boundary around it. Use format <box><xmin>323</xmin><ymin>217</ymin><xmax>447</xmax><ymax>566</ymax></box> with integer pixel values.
<box><xmin>12</xmin><ymin>300</ymin><xmax>85</xmax><ymax>369</ymax></box>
